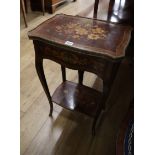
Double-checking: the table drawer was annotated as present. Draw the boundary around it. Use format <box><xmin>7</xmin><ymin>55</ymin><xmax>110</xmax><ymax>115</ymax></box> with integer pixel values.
<box><xmin>38</xmin><ymin>43</ymin><xmax>106</xmax><ymax>78</ymax></box>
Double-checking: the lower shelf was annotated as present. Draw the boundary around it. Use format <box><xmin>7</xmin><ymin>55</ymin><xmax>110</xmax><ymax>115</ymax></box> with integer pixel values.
<box><xmin>52</xmin><ymin>81</ymin><xmax>102</xmax><ymax>117</ymax></box>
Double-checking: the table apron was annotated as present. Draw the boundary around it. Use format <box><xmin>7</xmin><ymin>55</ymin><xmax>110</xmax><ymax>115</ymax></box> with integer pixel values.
<box><xmin>34</xmin><ymin>41</ymin><xmax>107</xmax><ymax>79</ymax></box>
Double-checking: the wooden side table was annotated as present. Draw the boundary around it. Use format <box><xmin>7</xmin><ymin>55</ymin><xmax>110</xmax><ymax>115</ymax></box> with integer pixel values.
<box><xmin>28</xmin><ymin>14</ymin><xmax>132</xmax><ymax>135</ymax></box>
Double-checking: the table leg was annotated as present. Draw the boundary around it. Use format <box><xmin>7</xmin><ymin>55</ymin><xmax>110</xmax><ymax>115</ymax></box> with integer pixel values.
<box><xmin>61</xmin><ymin>65</ymin><xmax>66</xmax><ymax>82</ymax></box>
<box><xmin>78</xmin><ymin>70</ymin><xmax>84</xmax><ymax>85</ymax></box>
<box><xmin>35</xmin><ymin>56</ymin><xmax>53</xmax><ymax>116</ymax></box>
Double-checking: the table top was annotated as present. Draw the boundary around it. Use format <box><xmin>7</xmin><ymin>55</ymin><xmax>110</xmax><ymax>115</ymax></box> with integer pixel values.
<box><xmin>28</xmin><ymin>14</ymin><xmax>132</xmax><ymax>60</ymax></box>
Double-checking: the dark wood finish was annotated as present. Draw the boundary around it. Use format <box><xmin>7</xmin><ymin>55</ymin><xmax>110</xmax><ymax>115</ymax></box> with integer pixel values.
<box><xmin>28</xmin><ymin>14</ymin><xmax>131</xmax><ymax>135</ymax></box>
<box><xmin>78</xmin><ymin>70</ymin><xmax>84</xmax><ymax>85</ymax></box>
<box><xmin>79</xmin><ymin>0</ymin><xmax>134</xmax><ymax>66</ymax></box>
<box><xmin>61</xmin><ymin>65</ymin><xmax>66</xmax><ymax>82</ymax></box>
<box><xmin>34</xmin><ymin>41</ymin><xmax>53</xmax><ymax>116</ymax></box>
<box><xmin>29</xmin><ymin>14</ymin><xmax>132</xmax><ymax>60</ymax></box>
<box><xmin>21</xmin><ymin>0</ymin><xmax>28</xmax><ymax>28</ymax></box>
<box><xmin>106</xmin><ymin>0</ymin><xmax>134</xmax><ymax>63</ymax></box>
<box><xmin>32</xmin><ymin>40</ymin><xmax>108</xmax><ymax>78</ymax></box>
<box><xmin>78</xmin><ymin>0</ymin><xmax>134</xmax><ymax>94</ymax></box>
<box><xmin>52</xmin><ymin>81</ymin><xmax>102</xmax><ymax>117</ymax></box>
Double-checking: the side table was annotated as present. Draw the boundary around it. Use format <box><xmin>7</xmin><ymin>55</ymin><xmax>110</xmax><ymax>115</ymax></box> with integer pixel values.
<box><xmin>28</xmin><ymin>14</ymin><xmax>132</xmax><ymax>135</ymax></box>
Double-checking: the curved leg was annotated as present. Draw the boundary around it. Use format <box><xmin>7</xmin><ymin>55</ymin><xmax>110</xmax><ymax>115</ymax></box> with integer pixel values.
<box><xmin>35</xmin><ymin>55</ymin><xmax>53</xmax><ymax>116</ymax></box>
<box><xmin>61</xmin><ymin>65</ymin><xmax>66</xmax><ymax>82</ymax></box>
<box><xmin>78</xmin><ymin>70</ymin><xmax>84</xmax><ymax>85</ymax></box>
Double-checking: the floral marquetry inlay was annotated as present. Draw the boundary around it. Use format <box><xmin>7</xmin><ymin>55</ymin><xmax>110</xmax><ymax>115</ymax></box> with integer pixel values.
<box><xmin>56</xmin><ymin>22</ymin><xmax>107</xmax><ymax>40</ymax></box>
<box><xmin>29</xmin><ymin>14</ymin><xmax>132</xmax><ymax>59</ymax></box>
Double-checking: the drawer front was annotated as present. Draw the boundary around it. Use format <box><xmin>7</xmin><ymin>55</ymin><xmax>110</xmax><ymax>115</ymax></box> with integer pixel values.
<box><xmin>36</xmin><ymin>42</ymin><xmax>106</xmax><ymax>78</ymax></box>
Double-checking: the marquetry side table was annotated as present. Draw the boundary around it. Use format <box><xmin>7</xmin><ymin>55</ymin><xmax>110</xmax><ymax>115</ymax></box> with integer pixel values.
<box><xmin>28</xmin><ymin>14</ymin><xmax>132</xmax><ymax>135</ymax></box>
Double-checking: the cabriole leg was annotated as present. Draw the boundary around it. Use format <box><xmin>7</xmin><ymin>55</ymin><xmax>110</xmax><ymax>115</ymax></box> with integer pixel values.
<box><xmin>35</xmin><ymin>56</ymin><xmax>53</xmax><ymax>116</ymax></box>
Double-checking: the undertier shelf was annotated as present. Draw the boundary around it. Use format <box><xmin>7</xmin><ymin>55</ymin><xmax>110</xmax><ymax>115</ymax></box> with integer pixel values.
<box><xmin>52</xmin><ymin>81</ymin><xmax>102</xmax><ymax>117</ymax></box>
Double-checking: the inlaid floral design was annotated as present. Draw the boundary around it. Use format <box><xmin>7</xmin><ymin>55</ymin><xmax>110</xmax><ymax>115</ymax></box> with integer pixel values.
<box><xmin>92</xmin><ymin>27</ymin><xmax>106</xmax><ymax>34</ymax></box>
<box><xmin>55</xmin><ymin>21</ymin><xmax>107</xmax><ymax>40</ymax></box>
<box><xmin>88</xmin><ymin>34</ymin><xmax>100</xmax><ymax>40</ymax></box>
<box><xmin>75</xmin><ymin>28</ymin><xmax>88</xmax><ymax>35</ymax></box>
